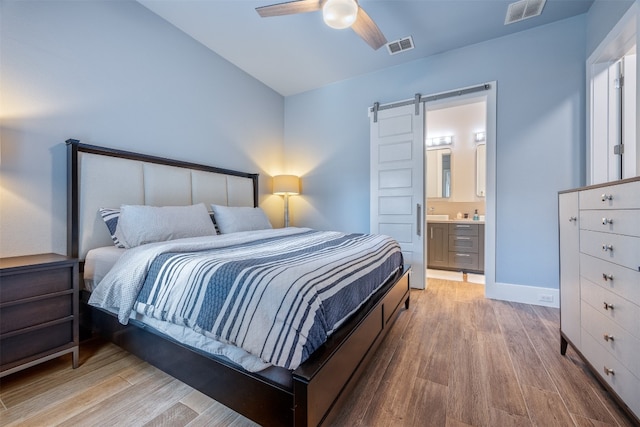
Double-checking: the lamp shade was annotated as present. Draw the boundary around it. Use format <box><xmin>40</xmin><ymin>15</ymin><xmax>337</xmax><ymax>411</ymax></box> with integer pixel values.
<box><xmin>322</xmin><ymin>0</ymin><xmax>358</xmax><ymax>29</ymax></box>
<box><xmin>273</xmin><ymin>175</ymin><xmax>300</xmax><ymax>195</ymax></box>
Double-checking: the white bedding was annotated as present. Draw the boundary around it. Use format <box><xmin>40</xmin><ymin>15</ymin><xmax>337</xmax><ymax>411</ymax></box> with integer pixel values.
<box><xmin>86</xmin><ymin>245</ymin><xmax>273</xmax><ymax>372</ymax></box>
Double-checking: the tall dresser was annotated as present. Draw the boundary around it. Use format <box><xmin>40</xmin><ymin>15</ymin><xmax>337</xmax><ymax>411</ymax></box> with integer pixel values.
<box><xmin>559</xmin><ymin>177</ymin><xmax>640</xmax><ymax>423</ymax></box>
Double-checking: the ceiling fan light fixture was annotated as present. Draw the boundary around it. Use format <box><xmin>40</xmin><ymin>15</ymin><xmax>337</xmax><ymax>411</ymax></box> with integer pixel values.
<box><xmin>322</xmin><ymin>0</ymin><xmax>358</xmax><ymax>29</ymax></box>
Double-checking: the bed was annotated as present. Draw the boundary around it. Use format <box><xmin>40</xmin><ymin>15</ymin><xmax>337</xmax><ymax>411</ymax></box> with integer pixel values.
<box><xmin>67</xmin><ymin>139</ymin><xmax>411</xmax><ymax>426</ymax></box>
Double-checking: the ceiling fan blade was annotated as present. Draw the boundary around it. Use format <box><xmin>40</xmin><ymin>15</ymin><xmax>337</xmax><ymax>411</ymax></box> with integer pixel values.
<box><xmin>256</xmin><ymin>0</ymin><xmax>322</xmax><ymax>17</ymax></box>
<box><xmin>351</xmin><ymin>5</ymin><xmax>387</xmax><ymax>50</ymax></box>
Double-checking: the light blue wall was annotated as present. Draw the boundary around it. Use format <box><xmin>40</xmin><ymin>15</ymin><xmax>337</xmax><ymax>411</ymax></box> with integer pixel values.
<box><xmin>284</xmin><ymin>16</ymin><xmax>587</xmax><ymax>290</ymax></box>
<box><xmin>585</xmin><ymin>0</ymin><xmax>635</xmax><ymax>56</ymax></box>
<box><xmin>0</xmin><ymin>0</ymin><xmax>285</xmax><ymax>257</ymax></box>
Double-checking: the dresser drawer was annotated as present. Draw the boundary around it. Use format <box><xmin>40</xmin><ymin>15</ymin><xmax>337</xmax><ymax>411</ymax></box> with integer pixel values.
<box><xmin>580</xmin><ymin>209</ymin><xmax>640</xmax><ymax>237</ymax></box>
<box><xmin>448</xmin><ymin>252</ymin><xmax>479</xmax><ymax>270</ymax></box>
<box><xmin>580</xmin><ymin>230</ymin><xmax>640</xmax><ymax>271</ymax></box>
<box><xmin>582</xmin><ymin>279</ymin><xmax>640</xmax><ymax>339</ymax></box>
<box><xmin>579</xmin><ymin>253</ymin><xmax>640</xmax><ymax>306</ymax></box>
<box><xmin>449</xmin><ymin>223</ymin><xmax>478</xmax><ymax>236</ymax></box>
<box><xmin>0</xmin><ymin>321</ymin><xmax>74</xmax><ymax>366</ymax></box>
<box><xmin>0</xmin><ymin>294</ymin><xmax>73</xmax><ymax>335</ymax></box>
<box><xmin>582</xmin><ymin>301</ymin><xmax>640</xmax><ymax>377</ymax></box>
<box><xmin>0</xmin><ymin>267</ymin><xmax>73</xmax><ymax>303</ymax></box>
<box><xmin>580</xmin><ymin>330</ymin><xmax>640</xmax><ymax>418</ymax></box>
<box><xmin>448</xmin><ymin>235</ymin><xmax>479</xmax><ymax>252</ymax></box>
<box><xmin>579</xmin><ymin>181</ymin><xmax>640</xmax><ymax>210</ymax></box>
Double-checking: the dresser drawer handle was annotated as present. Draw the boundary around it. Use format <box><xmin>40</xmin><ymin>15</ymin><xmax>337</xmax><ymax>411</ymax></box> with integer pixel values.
<box><xmin>455</xmin><ymin>225</ymin><xmax>471</xmax><ymax>228</ymax></box>
<box><xmin>601</xmin><ymin>218</ymin><xmax>613</xmax><ymax>225</ymax></box>
<box><xmin>455</xmin><ymin>254</ymin><xmax>471</xmax><ymax>257</ymax></box>
<box><xmin>602</xmin><ymin>273</ymin><xmax>614</xmax><ymax>281</ymax></box>
<box><xmin>601</xmin><ymin>194</ymin><xmax>613</xmax><ymax>202</ymax></box>
<box><xmin>602</xmin><ymin>244</ymin><xmax>613</xmax><ymax>252</ymax></box>
<box><xmin>603</xmin><ymin>333</ymin><xmax>615</xmax><ymax>342</ymax></box>
<box><xmin>456</xmin><ymin>237</ymin><xmax>471</xmax><ymax>240</ymax></box>
<box><xmin>603</xmin><ymin>302</ymin><xmax>615</xmax><ymax>310</ymax></box>
<box><xmin>604</xmin><ymin>366</ymin><xmax>615</xmax><ymax>376</ymax></box>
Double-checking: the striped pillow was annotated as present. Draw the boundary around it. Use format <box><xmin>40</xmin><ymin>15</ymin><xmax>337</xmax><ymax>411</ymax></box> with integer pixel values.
<box><xmin>99</xmin><ymin>208</ymin><xmax>125</xmax><ymax>248</ymax></box>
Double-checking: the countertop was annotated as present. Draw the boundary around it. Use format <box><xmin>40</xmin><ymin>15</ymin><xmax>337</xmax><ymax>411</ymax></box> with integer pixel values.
<box><xmin>426</xmin><ymin>219</ymin><xmax>485</xmax><ymax>224</ymax></box>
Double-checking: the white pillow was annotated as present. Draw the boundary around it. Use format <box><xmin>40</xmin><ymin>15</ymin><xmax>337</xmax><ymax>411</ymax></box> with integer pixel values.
<box><xmin>116</xmin><ymin>203</ymin><xmax>217</xmax><ymax>248</ymax></box>
<box><xmin>211</xmin><ymin>205</ymin><xmax>272</xmax><ymax>234</ymax></box>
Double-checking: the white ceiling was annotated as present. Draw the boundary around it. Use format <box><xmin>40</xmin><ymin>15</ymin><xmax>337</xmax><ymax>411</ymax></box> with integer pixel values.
<box><xmin>138</xmin><ymin>0</ymin><xmax>594</xmax><ymax>96</ymax></box>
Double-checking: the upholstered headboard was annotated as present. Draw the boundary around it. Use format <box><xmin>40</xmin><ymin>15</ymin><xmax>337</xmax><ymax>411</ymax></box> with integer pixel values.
<box><xmin>67</xmin><ymin>140</ymin><xmax>258</xmax><ymax>260</ymax></box>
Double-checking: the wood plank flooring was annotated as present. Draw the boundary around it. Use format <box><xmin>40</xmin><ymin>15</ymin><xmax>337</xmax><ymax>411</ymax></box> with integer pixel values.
<box><xmin>1</xmin><ymin>279</ymin><xmax>637</xmax><ymax>426</ymax></box>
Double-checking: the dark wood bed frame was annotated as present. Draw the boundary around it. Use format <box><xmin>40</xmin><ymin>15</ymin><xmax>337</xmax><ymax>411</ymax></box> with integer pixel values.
<box><xmin>67</xmin><ymin>140</ymin><xmax>411</xmax><ymax>426</ymax></box>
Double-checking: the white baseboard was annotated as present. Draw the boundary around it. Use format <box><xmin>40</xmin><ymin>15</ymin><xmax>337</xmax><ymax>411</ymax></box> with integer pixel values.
<box><xmin>485</xmin><ymin>281</ymin><xmax>559</xmax><ymax>308</ymax></box>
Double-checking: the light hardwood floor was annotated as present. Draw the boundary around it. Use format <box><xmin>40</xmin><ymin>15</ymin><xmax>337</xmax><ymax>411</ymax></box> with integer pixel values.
<box><xmin>1</xmin><ymin>279</ymin><xmax>637</xmax><ymax>426</ymax></box>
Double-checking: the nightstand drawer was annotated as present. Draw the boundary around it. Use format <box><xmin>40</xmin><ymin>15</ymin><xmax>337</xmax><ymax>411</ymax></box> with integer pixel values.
<box><xmin>0</xmin><ymin>321</ymin><xmax>74</xmax><ymax>366</ymax></box>
<box><xmin>0</xmin><ymin>254</ymin><xmax>78</xmax><ymax>377</ymax></box>
<box><xmin>0</xmin><ymin>294</ymin><xmax>73</xmax><ymax>335</ymax></box>
<box><xmin>0</xmin><ymin>267</ymin><xmax>73</xmax><ymax>303</ymax></box>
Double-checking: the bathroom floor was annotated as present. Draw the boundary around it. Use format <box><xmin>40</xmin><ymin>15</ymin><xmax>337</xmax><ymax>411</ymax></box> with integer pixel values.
<box><xmin>427</xmin><ymin>268</ymin><xmax>485</xmax><ymax>285</ymax></box>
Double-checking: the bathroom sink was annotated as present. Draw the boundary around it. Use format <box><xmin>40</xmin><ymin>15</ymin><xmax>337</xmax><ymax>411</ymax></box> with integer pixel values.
<box><xmin>426</xmin><ymin>214</ymin><xmax>449</xmax><ymax>220</ymax></box>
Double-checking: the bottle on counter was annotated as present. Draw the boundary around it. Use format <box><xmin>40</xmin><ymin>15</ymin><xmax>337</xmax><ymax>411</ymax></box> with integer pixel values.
<box><xmin>473</xmin><ymin>209</ymin><xmax>479</xmax><ymax>221</ymax></box>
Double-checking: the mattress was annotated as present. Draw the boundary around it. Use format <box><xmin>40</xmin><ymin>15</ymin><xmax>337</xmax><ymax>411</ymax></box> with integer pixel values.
<box><xmin>83</xmin><ymin>246</ymin><xmax>125</xmax><ymax>291</ymax></box>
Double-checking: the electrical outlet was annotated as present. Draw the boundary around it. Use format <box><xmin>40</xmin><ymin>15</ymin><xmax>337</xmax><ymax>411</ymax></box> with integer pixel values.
<box><xmin>539</xmin><ymin>294</ymin><xmax>554</xmax><ymax>303</ymax></box>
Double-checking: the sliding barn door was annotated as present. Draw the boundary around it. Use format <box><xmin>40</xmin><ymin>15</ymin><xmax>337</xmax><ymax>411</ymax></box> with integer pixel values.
<box><xmin>370</xmin><ymin>103</ymin><xmax>425</xmax><ymax>289</ymax></box>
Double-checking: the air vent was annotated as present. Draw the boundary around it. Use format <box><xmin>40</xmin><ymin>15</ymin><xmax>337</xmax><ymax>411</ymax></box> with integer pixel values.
<box><xmin>505</xmin><ymin>0</ymin><xmax>546</xmax><ymax>25</ymax></box>
<box><xmin>387</xmin><ymin>36</ymin><xmax>414</xmax><ymax>55</ymax></box>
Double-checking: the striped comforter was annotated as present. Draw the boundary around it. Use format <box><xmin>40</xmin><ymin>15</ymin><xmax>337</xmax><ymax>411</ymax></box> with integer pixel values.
<box><xmin>89</xmin><ymin>228</ymin><xmax>402</xmax><ymax>370</ymax></box>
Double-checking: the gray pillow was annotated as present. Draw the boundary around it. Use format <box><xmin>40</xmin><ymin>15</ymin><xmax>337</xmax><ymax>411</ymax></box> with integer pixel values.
<box><xmin>211</xmin><ymin>205</ymin><xmax>272</xmax><ymax>234</ymax></box>
<box><xmin>116</xmin><ymin>203</ymin><xmax>217</xmax><ymax>248</ymax></box>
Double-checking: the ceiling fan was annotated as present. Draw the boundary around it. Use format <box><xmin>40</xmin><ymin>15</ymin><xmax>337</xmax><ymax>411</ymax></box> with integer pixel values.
<box><xmin>256</xmin><ymin>0</ymin><xmax>387</xmax><ymax>50</ymax></box>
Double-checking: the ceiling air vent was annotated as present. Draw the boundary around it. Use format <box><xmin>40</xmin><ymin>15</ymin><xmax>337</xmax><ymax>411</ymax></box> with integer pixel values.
<box><xmin>505</xmin><ymin>0</ymin><xmax>546</xmax><ymax>25</ymax></box>
<box><xmin>387</xmin><ymin>36</ymin><xmax>414</xmax><ymax>55</ymax></box>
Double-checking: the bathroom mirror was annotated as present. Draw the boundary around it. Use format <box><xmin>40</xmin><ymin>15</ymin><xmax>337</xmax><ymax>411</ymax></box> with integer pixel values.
<box><xmin>427</xmin><ymin>148</ymin><xmax>452</xmax><ymax>198</ymax></box>
<box><xmin>476</xmin><ymin>143</ymin><xmax>486</xmax><ymax>197</ymax></box>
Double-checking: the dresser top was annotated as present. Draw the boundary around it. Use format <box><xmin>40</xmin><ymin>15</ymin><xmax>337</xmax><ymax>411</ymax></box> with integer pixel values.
<box><xmin>559</xmin><ymin>176</ymin><xmax>640</xmax><ymax>194</ymax></box>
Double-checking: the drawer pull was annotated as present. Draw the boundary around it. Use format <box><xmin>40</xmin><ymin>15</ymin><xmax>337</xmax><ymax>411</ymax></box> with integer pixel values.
<box><xmin>601</xmin><ymin>244</ymin><xmax>613</xmax><ymax>252</ymax></box>
<box><xmin>456</xmin><ymin>225</ymin><xmax>471</xmax><ymax>228</ymax></box>
<box><xmin>603</xmin><ymin>302</ymin><xmax>615</xmax><ymax>310</ymax></box>
<box><xmin>456</xmin><ymin>254</ymin><xmax>471</xmax><ymax>257</ymax></box>
<box><xmin>603</xmin><ymin>366</ymin><xmax>615</xmax><ymax>376</ymax></box>
<box><xmin>603</xmin><ymin>333</ymin><xmax>615</xmax><ymax>342</ymax></box>
<box><xmin>602</xmin><ymin>273</ymin><xmax>614</xmax><ymax>281</ymax></box>
<box><xmin>456</xmin><ymin>237</ymin><xmax>471</xmax><ymax>240</ymax></box>
<box><xmin>601</xmin><ymin>218</ymin><xmax>613</xmax><ymax>225</ymax></box>
<box><xmin>568</xmin><ymin>216</ymin><xmax>577</xmax><ymax>222</ymax></box>
<box><xmin>601</xmin><ymin>194</ymin><xmax>613</xmax><ymax>202</ymax></box>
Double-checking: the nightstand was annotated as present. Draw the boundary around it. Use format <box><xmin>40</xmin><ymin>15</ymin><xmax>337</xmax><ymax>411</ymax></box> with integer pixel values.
<box><xmin>0</xmin><ymin>253</ymin><xmax>79</xmax><ymax>377</ymax></box>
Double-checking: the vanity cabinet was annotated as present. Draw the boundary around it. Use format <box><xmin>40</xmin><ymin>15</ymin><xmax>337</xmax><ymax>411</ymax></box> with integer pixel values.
<box><xmin>0</xmin><ymin>253</ymin><xmax>79</xmax><ymax>377</ymax></box>
<box><xmin>427</xmin><ymin>223</ymin><xmax>449</xmax><ymax>269</ymax></box>
<box><xmin>427</xmin><ymin>222</ymin><xmax>484</xmax><ymax>274</ymax></box>
<box><xmin>559</xmin><ymin>177</ymin><xmax>640</xmax><ymax>423</ymax></box>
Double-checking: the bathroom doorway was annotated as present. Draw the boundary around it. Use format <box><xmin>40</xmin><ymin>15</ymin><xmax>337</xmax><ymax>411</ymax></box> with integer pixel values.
<box><xmin>425</xmin><ymin>95</ymin><xmax>488</xmax><ymax>285</ymax></box>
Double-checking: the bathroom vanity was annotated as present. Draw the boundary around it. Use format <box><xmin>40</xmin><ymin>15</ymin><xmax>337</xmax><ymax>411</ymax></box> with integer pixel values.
<box><xmin>427</xmin><ymin>219</ymin><xmax>485</xmax><ymax>274</ymax></box>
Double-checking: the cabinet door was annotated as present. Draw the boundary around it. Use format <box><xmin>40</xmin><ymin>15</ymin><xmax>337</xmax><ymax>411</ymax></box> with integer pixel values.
<box><xmin>559</xmin><ymin>191</ymin><xmax>580</xmax><ymax>348</ymax></box>
<box><xmin>427</xmin><ymin>223</ymin><xmax>449</xmax><ymax>269</ymax></box>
